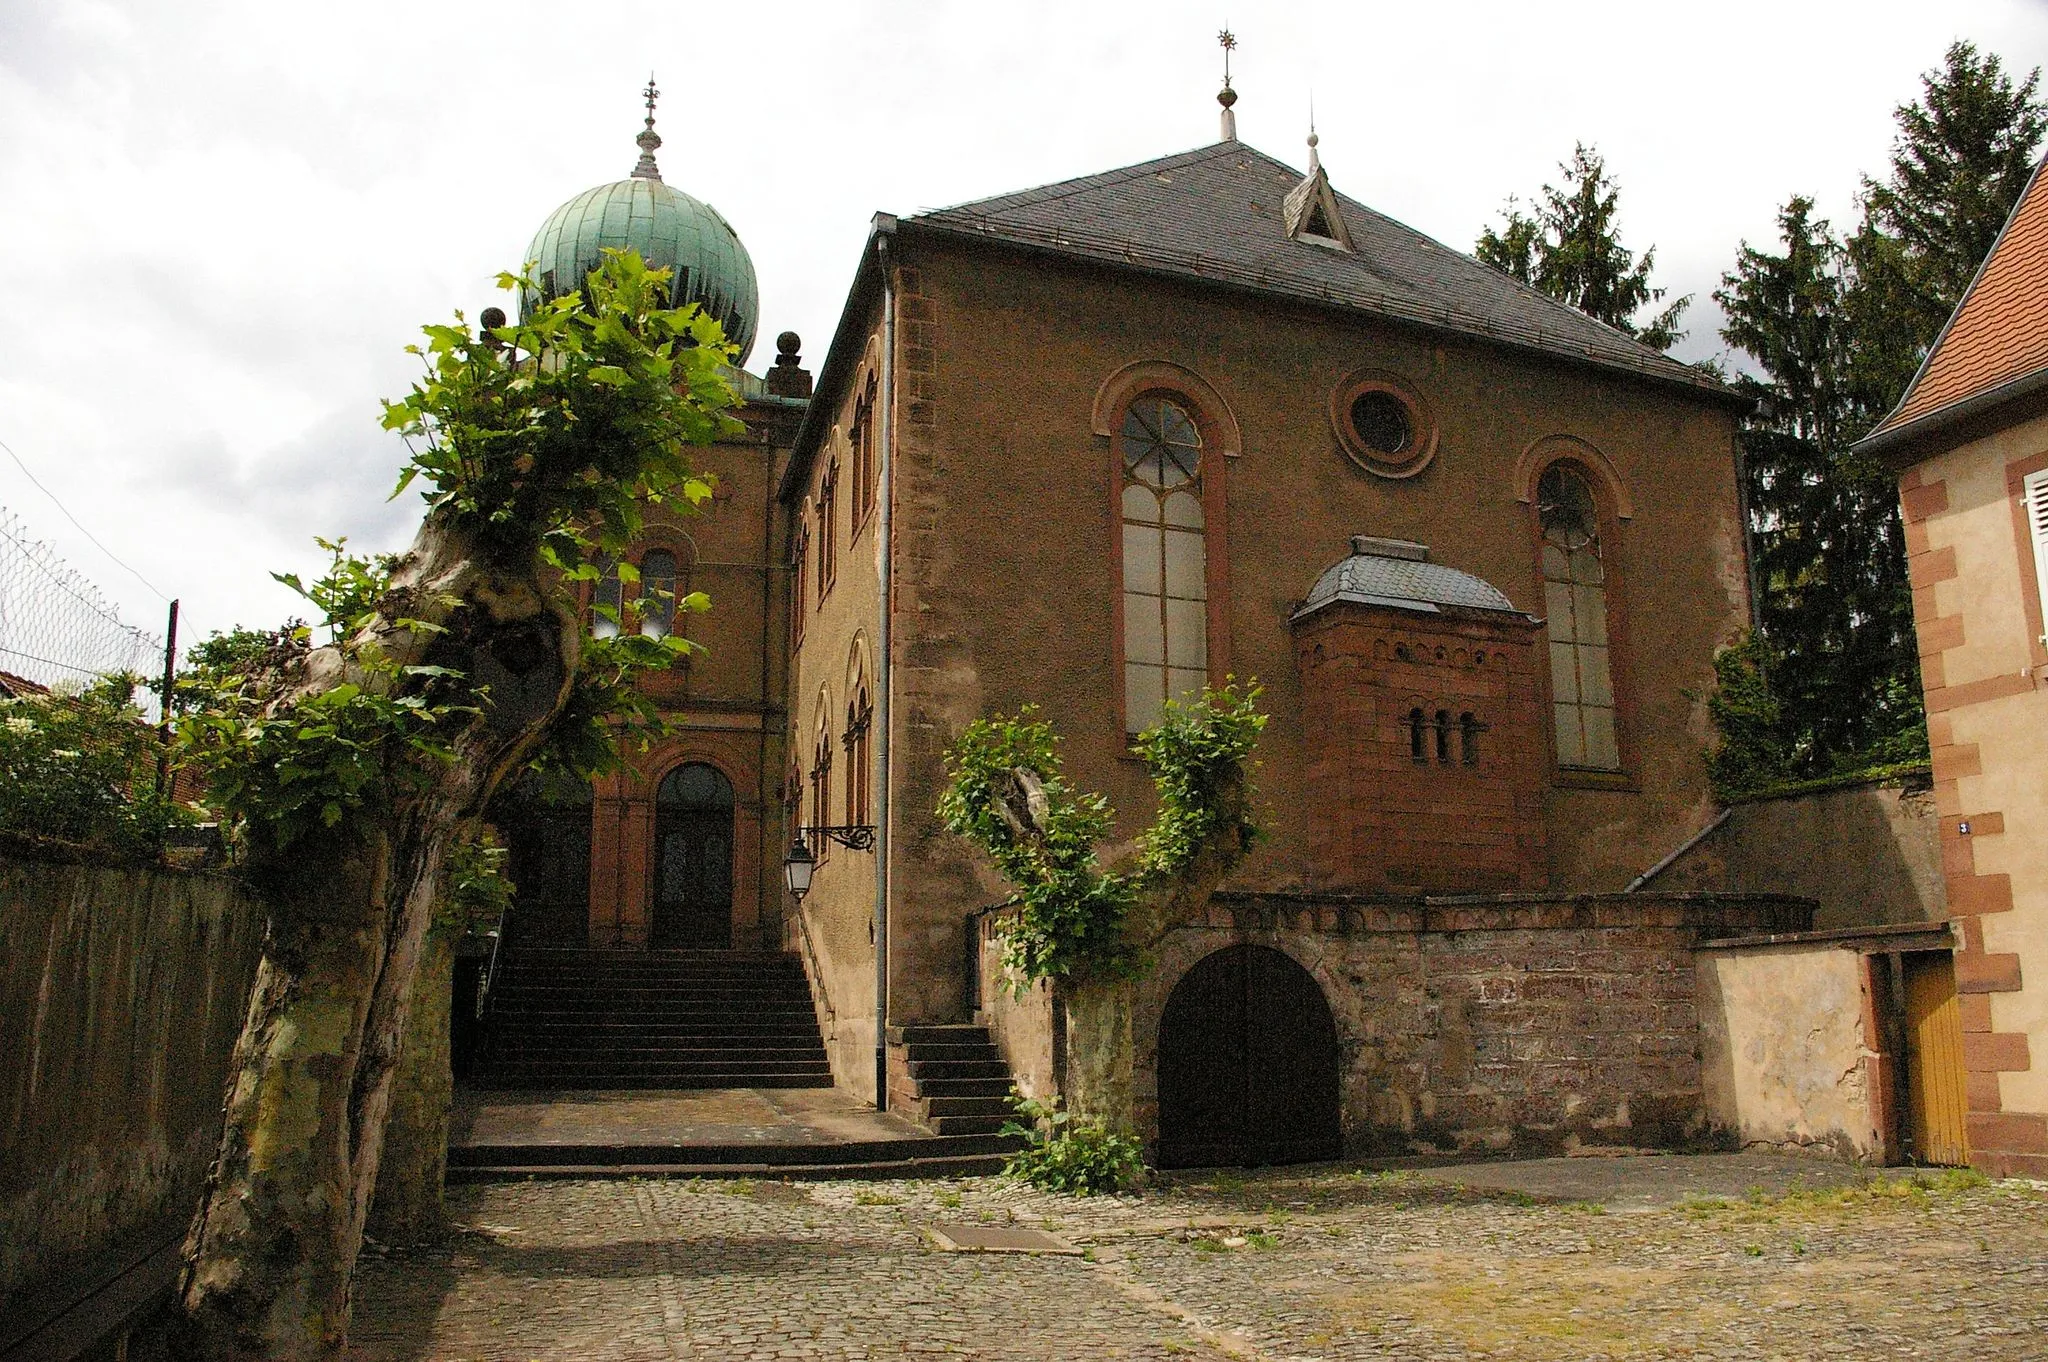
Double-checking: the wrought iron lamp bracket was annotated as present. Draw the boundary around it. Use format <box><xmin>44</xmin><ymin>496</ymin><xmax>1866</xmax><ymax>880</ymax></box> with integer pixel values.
<box><xmin>802</xmin><ymin>824</ymin><xmax>876</xmax><ymax>852</ymax></box>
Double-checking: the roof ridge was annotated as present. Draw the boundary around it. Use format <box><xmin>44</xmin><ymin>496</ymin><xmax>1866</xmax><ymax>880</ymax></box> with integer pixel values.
<box><xmin>925</xmin><ymin>141</ymin><xmax>1252</xmax><ymax>219</ymax></box>
<box><xmin>898</xmin><ymin>137</ymin><xmax>1729</xmax><ymax>402</ymax></box>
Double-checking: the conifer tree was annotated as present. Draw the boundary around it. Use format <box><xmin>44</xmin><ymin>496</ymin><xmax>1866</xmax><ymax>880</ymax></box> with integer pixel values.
<box><xmin>1711</xmin><ymin>42</ymin><xmax>2044</xmax><ymax>786</ymax></box>
<box><xmin>1477</xmin><ymin>143</ymin><xmax>1691</xmax><ymax>350</ymax></box>
<box><xmin>1852</xmin><ymin>41</ymin><xmax>2047</xmax><ymax>413</ymax></box>
<box><xmin>1715</xmin><ymin>198</ymin><xmax>1919</xmax><ymax>774</ymax></box>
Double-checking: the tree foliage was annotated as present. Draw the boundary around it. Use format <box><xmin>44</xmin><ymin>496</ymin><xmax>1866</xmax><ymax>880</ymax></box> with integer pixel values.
<box><xmin>938</xmin><ymin>683</ymin><xmax>1266</xmax><ymax>987</ymax></box>
<box><xmin>1477</xmin><ymin>143</ymin><xmax>1691</xmax><ymax>350</ymax></box>
<box><xmin>0</xmin><ymin>676</ymin><xmax>195</xmax><ymax>855</ymax></box>
<box><xmin>1709</xmin><ymin>42</ymin><xmax>2042</xmax><ymax>785</ymax></box>
<box><xmin>171</xmin><ymin>250</ymin><xmax>739</xmax><ymax>1360</ymax></box>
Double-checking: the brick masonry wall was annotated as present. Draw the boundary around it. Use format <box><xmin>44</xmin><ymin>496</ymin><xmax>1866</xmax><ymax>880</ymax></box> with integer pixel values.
<box><xmin>1295</xmin><ymin>604</ymin><xmax>1546</xmax><ymax>891</ymax></box>
<box><xmin>863</xmin><ymin>232</ymin><xmax>1752</xmax><ymax>1039</ymax></box>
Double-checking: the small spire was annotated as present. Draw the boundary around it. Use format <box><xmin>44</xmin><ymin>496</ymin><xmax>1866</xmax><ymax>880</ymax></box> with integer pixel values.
<box><xmin>1217</xmin><ymin>28</ymin><xmax>1239</xmax><ymax>141</ymax></box>
<box><xmin>1307</xmin><ymin>97</ymin><xmax>1320</xmax><ymax>171</ymax></box>
<box><xmin>632</xmin><ymin>73</ymin><xmax>663</xmax><ymax>181</ymax></box>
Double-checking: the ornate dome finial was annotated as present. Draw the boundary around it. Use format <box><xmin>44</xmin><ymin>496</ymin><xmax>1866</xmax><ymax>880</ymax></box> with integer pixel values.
<box><xmin>632</xmin><ymin>74</ymin><xmax>663</xmax><ymax>181</ymax></box>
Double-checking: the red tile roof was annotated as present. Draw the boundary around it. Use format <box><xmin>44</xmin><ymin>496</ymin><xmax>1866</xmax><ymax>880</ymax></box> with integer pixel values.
<box><xmin>1867</xmin><ymin>158</ymin><xmax>2048</xmax><ymax>444</ymax></box>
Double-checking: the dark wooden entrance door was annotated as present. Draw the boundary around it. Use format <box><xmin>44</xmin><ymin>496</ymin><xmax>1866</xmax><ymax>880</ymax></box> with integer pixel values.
<box><xmin>654</xmin><ymin>763</ymin><xmax>735</xmax><ymax>949</ymax></box>
<box><xmin>495</xmin><ymin>770</ymin><xmax>592</xmax><ymax>947</ymax></box>
<box><xmin>1155</xmin><ymin>944</ymin><xmax>1342</xmax><ymax>1168</ymax></box>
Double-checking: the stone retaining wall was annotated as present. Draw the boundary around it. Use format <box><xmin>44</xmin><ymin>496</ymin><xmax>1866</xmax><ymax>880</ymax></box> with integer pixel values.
<box><xmin>978</xmin><ymin>892</ymin><xmax>1814</xmax><ymax>1159</ymax></box>
<box><xmin>0</xmin><ymin>850</ymin><xmax>263</xmax><ymax>1329</ymax></box>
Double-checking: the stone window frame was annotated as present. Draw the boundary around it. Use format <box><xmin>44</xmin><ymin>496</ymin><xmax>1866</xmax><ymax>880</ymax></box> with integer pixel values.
<box><xmin>1516</xmin><ymin>435</ymin><xmax>1638</xmax><ymax>790</ymax></box>
<box><xmin>1092</xmin><ymin>361</ymin><xmax>1239</xmax><ymax>738</ymax></box>
<box><xmin>842</xmin><ymin>634</ymin><xmax>874</xmax><ymax>834</ymax></box>
<box><xmin>584</xmin><ymin>541</ymin><xmax>695</xmax><ymax>650</ymax></box>
<box><xmin>2005</xmin><ymin>452</ymin><xmax>2048</xmax><ymax>672</ymax></box>
<box><xmin>849</xmin><ymin>369</ymin><xmax>880</xmax><ymax>541</ymax></box>
<box><xmin>790</xmin><ymin>503</ymin><xmax>812</xmax><ymax>650</ymax></box>
<box><xmin>810</xmin><ymin>688</ymin><xmax>835</xmax><ymax>865</ymax></box>
<box><xmin>816</xmin><ymin>458</ymin><xmax>840</xmax><ymax>601</ymax></box>
<box><xmin>1329</xmin><ymin>367</ymin><xmax>1439</xmax><ymax>480</ymax></box>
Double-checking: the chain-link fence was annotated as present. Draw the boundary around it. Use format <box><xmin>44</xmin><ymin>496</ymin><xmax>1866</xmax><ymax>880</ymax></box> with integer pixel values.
<box><xmin>0</xmin><ymin>506</ymin><xmax>168</xmax><ymax>721</ymax></box>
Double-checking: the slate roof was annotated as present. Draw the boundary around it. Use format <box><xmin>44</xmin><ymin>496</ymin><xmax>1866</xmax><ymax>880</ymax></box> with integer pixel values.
<box><xmin>1858</xmin><ymin>157</ymin><xmax>2048</xmax><ymax>460</ymax></box>
<box><xmin>908</xmin><ymin>141</ymin><xmax>1733</xmax><ymax>403</ymax></box>
<box><xmin>1293</xmin><ymin>537</ymin><xmax>1527</xmax><ymax>622</ymax></box>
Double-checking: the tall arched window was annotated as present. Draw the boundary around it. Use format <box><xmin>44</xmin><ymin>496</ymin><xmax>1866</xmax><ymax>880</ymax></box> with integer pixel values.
<box><xmin>1538</xmin><ymin>462</ymin><xmax>1620</xmax><ymax>771</ymax></box>
<box><xmin>850</xmin><ymin>374</ymin><xmax>878</xmax><ymax>530</ymax></box>
<box><xmin>1119</xmin><ymin>396</ymin><xmax>1208</xmax><ymax>733</ymax></box>
<box><xmin>810</xmin><ymin>707</ymin><xmax>834</xmax><ymax>855</ymax></box>
<box><xmin>791</xmin><ymin>510</ymin><xmax>811</xmax><ymax>647</ymax></box>
<box><xmin>639</xmin><ymin>549</ymin><xmax>677</xmax><ymax>639</ymax></box>
<box><xmin>817</xmin><ymin>459</ymin><xmax>839</xmax><ymax>599</ymax></box>
<box><xmin>591</xmin><ymin>556</ymin><xmax>622</xmax><ymax>640</ymax></box>
<box><xmin>844</xmin><ymin>681</ymin><xmax>872</xmax><ymax>829</ymax></box>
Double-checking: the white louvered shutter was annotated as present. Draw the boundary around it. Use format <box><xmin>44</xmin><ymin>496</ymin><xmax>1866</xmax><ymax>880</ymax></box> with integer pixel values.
<box><xmin>2027</xmin><ymin>469</ymin><xmax>2048</xmax><ymax>645</ymax></box>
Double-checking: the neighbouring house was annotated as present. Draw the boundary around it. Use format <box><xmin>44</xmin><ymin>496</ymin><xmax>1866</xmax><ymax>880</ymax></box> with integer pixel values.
<box><xmin>473</xmin><ymin>83</ymin><xmax>1821</xmax><ymax>1162</ymax></box>
<box><xmin>1853</xmin><ymin>153</ymin><xmax>2048</xmax><ymax>1179</ymax></box>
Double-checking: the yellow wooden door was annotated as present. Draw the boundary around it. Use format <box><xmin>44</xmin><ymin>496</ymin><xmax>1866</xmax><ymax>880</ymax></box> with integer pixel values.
<box><xmin>1903</xmin><ymin>953</ymin><xmax>1970</xmax><ymax>1166</ymax></box>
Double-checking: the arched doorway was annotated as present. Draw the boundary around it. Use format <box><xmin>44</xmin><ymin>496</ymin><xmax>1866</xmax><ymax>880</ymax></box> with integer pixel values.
<box><xmin>1155</xmin><ymin>944</ymin><xmax>1342</xmax><ymax>1168</ymax></box>
<box><xmin>493</xmin><ymin>769</ymin><xmax>593</xmax><ymax>948</ymax></box>
<box><xmin>653</xmin><ymin>762</ymin><xmax>735</xmax><ymax>949</ymax></box>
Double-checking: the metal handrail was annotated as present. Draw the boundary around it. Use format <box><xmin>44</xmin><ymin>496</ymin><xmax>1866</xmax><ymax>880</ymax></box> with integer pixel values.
<box><xmin>471</xmin><ymin>899</ymin><xmax>513</xmax><ymax>1066</ymax></box>
<box><xmin>794</xmin><ymin>900</ymin><xmax>837</xmax><ymax>1035</ymax></box>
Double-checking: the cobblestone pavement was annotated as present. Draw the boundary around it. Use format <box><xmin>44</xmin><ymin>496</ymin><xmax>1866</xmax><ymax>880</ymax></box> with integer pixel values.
<box><xmin>349</xmin><ymin>1158</ymin><xmax>2048</xmax><ymax>1360</ymax></box>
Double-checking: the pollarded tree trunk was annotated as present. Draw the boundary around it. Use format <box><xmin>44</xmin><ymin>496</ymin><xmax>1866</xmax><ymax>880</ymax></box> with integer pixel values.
<box><xmin>993</xmin><ymin>766</ymin><xmax>1254</xmax><ymax>1133</ymax></box>
<box><xmin>173</xmin><ymin>524</ymin><xmax>572</xmax><ymax>1360</ymax></box>
<box><xmin>365</xmin><ymin>926</ymin><xmax>456</xmax><ymax>1244</ymax></box>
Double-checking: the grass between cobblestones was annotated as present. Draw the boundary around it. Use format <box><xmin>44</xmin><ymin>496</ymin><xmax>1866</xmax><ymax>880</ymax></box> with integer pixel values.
<box><xmin>349</xmin><ymin>1159</ymin><xmax>2048</xmax><ymax>1360</ymax></box>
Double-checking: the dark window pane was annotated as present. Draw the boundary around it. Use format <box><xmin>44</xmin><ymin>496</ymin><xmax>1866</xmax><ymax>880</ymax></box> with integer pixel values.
<box><xmin>1349</xmin><ymin>391</ymin><xmax>1412</xmax><ymax>456</ymax></box>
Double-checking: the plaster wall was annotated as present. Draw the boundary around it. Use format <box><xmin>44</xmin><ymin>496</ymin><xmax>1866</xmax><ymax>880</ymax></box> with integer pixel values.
<box><xmin>0</xmin><ymin>852</ymin><xmax>264</xmax><ymax>1326</ymax></box>
<box><xmin>1901</xmin><ymin>409</ymin><xmax>2048</xmax><ymax>1174</ymax></box>
<box><xmin>784</xmin><ymin>310</ymin><xmax>890</xmax><ymax>1099</ymax></box>
<box><xmin>1695</xmin><ymin>945</ymin><xmax>1885</xmax><ymax>1159</ymax></box>
<box><xmin>1650</xmin><ymin>780</ymin><xmax>1945</xmax><ymax>929</ymax></box>
<box><xmin>859</xmin><ymin>238</ymin><xmax>1751</xmax><ymax>1031</ymax></box>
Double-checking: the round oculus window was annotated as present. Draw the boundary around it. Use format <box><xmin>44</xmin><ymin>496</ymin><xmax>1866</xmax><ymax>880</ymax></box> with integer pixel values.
<box><xmin>1348</xmin><ymin>391</ymin><xmax>1413</xmax><ymax>456</ymax></box>
<box><xmin>1329</xmin><ymin>369</ymin><xmax>1438</xmax><ymax>478</ymax></box>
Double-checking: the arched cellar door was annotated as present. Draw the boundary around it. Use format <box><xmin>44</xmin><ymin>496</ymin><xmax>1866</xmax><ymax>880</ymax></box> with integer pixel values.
<box><xmin>1155</xmin><ymin>944</ymin><xmax>1342</xmax><ymax>1168</ymax></box>
<box><xmin>654</xmin><ymin>762</ymin><xmax>735</xmax><ymax>949</ymax></box>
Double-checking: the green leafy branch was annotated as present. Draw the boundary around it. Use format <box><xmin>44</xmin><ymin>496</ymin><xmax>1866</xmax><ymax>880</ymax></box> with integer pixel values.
<box><xmin>938</xmin><ymin>681</ymin><xmax>1266</xmax><ymax>988</ymax></box>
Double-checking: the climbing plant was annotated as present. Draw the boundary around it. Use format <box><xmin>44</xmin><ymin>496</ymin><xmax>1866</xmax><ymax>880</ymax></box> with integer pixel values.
<box><xmin>938</xmin><ymin>681</ymin><xmax>1266</xmax><ymax>987</ymax></box>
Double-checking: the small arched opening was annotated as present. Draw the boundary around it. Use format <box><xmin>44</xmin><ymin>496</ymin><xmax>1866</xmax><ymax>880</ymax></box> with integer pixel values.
<box><xmin>1155</xmin><ymin>944</ymin><xmax>1342</xmax><ymax>1168</ymax></box>
<box><xmin>653</xmin><ymin>762</ymin><xmax>736</xmax><ymax>949</ymax></box>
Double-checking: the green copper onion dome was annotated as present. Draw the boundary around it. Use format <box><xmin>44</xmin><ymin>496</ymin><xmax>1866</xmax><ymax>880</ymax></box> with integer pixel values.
<box><xmin>521</xmin><ymin>80</ymin><xmax>760</xmax><ymax>365</ymax></box>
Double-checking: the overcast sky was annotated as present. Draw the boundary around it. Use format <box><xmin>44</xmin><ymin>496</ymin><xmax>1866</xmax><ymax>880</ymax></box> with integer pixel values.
<box><xmin>3</xmin><ymin>0</ymin><xmax>2046</xmax><ymax>663</ymax></box>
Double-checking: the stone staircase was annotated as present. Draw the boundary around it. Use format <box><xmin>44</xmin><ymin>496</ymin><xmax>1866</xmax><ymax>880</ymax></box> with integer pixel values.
<box><xmin>474</xmin><ymin>948</ymin><xmax>832</xmax><ymax>1090</ymax></box>
<box><xmin>886</xmin><ymin>1024</ymin><xmax>1017</xmax><ymax>1135</ymax></box>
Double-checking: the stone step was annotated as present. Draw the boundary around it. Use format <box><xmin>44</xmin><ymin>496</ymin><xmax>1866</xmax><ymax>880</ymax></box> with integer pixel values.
<box><xmin>906</xmin><ymin>1057</ymin><xmax>1008</xmax><ymax>1080</ymax></box>
<box><xmin>913</xmin><ymin>1077</ymin><xmax>1014</xmax><ymax>1099</ymax></box>
<box><xmin>890</xmin><ymin>1023</ymin><xmax>995</xmax><ymax>1045</ymax></box>
<box><xmin>923</xmin><ymin>1113</ymin><xmax>1014</xmax><ymax>1136</ymax></box>
<box><xmin>447</xmin><ymin>1151</ymin><xmax>1016</xmax><ymax>1183</ymax></box>
<box><xmin>921</xmin><ymin>1094</ymin><xmax>1013</xmax><ymax>1118</ymax></box>
<box><xmin>447</xmin><ymin>1132</ymin><xmax>1022</xmax><ymax>1169</ymax></box>
<box><xmin>471</xmin><ymin>1072</ymin><xmax>836</xmax><ymax>1091</ymax></box>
